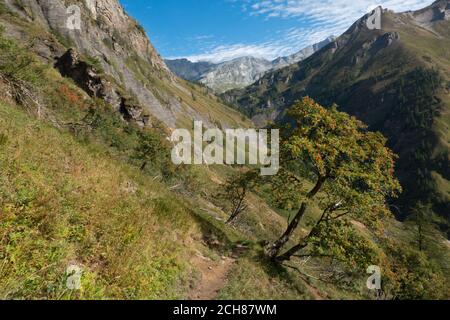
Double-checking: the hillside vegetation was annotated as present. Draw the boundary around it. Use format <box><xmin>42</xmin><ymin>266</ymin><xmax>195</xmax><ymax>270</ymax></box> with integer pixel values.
<box><xmin>224</xmin><ymin>1</ymin><xmax>450</xmax><ymax>235</ymax></box>
<box><xmin>0</xmin><ymin>0</ymin><xmax>449</xmax><ymax>300</ymax></box>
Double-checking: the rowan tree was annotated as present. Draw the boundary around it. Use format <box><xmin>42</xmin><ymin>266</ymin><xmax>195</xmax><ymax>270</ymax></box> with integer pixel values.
<box><xmin>267</xmin><ymin>97</ymin><xmax>402</xmax><ymax>262</ymax></box>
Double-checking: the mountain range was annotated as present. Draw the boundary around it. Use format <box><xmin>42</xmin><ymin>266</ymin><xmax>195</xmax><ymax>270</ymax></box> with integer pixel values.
<box><xmin>224</xmin><ymin>0</ymin><xmax>450</xmax><ymax>232</ymax></box>
<box><xmin>0</xmin><ymin>0</ymin><xmax>449</xmax><ymax>300</ymax></box>
<box><xmin>165</xmin><ymin>37</ymin><xmax>335</xmax><ymax>93</ymax></box>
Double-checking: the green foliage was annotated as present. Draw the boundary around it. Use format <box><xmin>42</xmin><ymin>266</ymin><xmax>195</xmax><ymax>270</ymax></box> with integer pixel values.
<box><xmin>0</xmin><ymin>2</ymin><xmax>7</xmax><ymax>14</ymax></box>
<box><xmin>383</xmin><ymin>241</ymin><xmax>448</xmax><ymax>300</ymax></box>
<box><xmin>260</xmin><ymin>163</ymin><xmax>305</xmax><ymax>211</ymax></box>
<box><xmin>268</xmin><ymin>97</ymin><xmax>401</xmax><ymax>262</ymax></box>
<box><xmin>78</xmin><ymin>103</ymin><xmax>178</xmax><ymax>180</ymax></box>
<box><xmin>133</xmin><ymin>129</ymin><xmax>175</xmax><ymax>178</ymax></box>
<box><xmin>308</xmin><ymin>219</ymin><xmax>380</xmax><ymax>270</ymax></box>
<box><xmin>82</xmin><ymin>104</ymin><xmax>137</xmax><ymax>151</ymax></box>
<box><xmin>407</xmin><ymin>202</ymin><xmax>435</xmax><ymax>251</ymax></box>
<box><xmin>0</xmin><ymin>132</ymin><xmax>7</xmax><ymax>146</ymax></box>
<box><xmin>102</xmin><ymin>37</ymin><xmax>114</xmax><ymax>50</ymax></box>
<box><xmin>82</xmin><ymin>54</ymin><xmax>104</xmax><ymax>73</ymax></box>
<box><xmin>284</xmin><ymin>97</ymin><xmax>401</xmax><ymax>216</ymax></box>
<box><xmin>0</xmin><ymin>28</ymin><xmax>44</xmax><ymax>86</ymax></box>
<box><xmin>390</xmin><ymin>68</ymin><xmax>447</xmax><ymax>224</ymax></box>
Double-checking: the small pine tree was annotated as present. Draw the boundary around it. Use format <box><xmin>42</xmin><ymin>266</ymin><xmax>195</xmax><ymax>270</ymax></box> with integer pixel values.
<box><xmin>409</xmin><ymin>202</ymin><xmax>433</xmax><ymax>251</ymax></box>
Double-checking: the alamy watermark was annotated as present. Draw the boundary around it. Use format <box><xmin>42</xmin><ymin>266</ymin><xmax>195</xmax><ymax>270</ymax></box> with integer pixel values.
<box><xmin>366</xmin><ymin>7</ymin><xmax>382</xmax><ymax>30</ymax></box>
<box><xmin>366</xmin><ymin>265</ymin><xmax>381</xmax><ymax>290</ymax></box>
<box><xmin>66</xmin><ymin>265</ymin><xmax>83</xmax><ymax>290</ymax></box>
<box><xmin>170</xmin><ymin>121</ymin><xmax>279</xmax><ymax>176</ymax></box>
<box><xmin>66</xmin><ymin>5</ymin><xmax>81</xmax><ymax>31</ymax></box>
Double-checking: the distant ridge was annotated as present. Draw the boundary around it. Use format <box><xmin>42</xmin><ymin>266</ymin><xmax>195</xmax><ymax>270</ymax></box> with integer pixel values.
<box><xmin>165</xmin><ymin>37</ymin><xmax>335</xmax><ymax>93</ymax></box>
<box><xmin>223</xmin><ymin>0</ymin><xmax>450</xmax><ymax>230</ymax></box>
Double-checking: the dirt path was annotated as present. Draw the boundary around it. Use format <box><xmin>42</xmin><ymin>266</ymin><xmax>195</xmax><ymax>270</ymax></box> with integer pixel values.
<box><xmin>303</xmin><ymin>281</ymin><xmax>327</xmax><ymax>300</ymax></box>
<box><xmin>188</xmin><ymin>253</ymin><xmax>236</xmax><ymax>300</ymax></box>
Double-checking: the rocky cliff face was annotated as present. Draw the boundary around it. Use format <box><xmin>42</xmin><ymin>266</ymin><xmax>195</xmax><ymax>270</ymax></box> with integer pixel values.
<box><xmin>409</xmin><ymin>0</ymin><xmax>450</xmax><ymax>26</ymax></box>
<box><xmin>2</xmin><ymin>0</ymin><xmax>175</xmax><ymax>125</ymax></box>
<box><xmin>200</xmin><ymin>56</ymin><xmax>272</xmax><ymax>93</ymax></box>
<box><xmin>164</xmin><ymin>58</ymin><xmax>216</xmax><ymax>82</ymax></box>
<box><xmin>0</xmin><ymin>0</ymin><xmax>246</xmax><ymax>128</ymax></box>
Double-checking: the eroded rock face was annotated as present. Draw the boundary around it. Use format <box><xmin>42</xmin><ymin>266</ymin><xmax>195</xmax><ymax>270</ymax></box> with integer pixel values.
<box><xmin>2</xmin><ymin>0</ymin><xmax>180</xmax><ymax>127</ymax></box>
<box><xmin>56</xmin><ymin>49</ymin><xmax>106</xmax><ymax>99</ymax></box>
<box><xmin>411</xmin><ymin>0</ymin><xmax>450</xmax><ymax>23</ymax></box>
<box><xmin>200</xmin><ymin>57</ymin><xmax>273</xmax><ymax>93</ymax></box>
<box><xmin>371</xmin><ymin>32</ymin><xmax>400</xmax><ymax>51</ymax></box>
<box><xmin>55</xmin><ymin>48</ymin><xmax>151</xmax><ymax>126</ymax></box>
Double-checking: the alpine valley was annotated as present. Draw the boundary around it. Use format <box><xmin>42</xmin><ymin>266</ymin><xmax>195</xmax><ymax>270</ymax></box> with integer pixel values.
<box><xmin>0</xmin><ymin>0</ymin><xmax>448</xmax><ymax>301</ymax></box>
<box><xmin>224</xmin><ymin>0</ymin><xmax>450</xmax><ymax>236</ymax></box>
<box><xmin>166</xmin><ymin>37</ymin><xmax>335</xmax><ymax>93</ymax></box>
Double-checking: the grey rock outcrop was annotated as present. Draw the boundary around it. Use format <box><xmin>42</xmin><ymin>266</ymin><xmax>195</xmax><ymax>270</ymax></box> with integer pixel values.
<box><xmin>2</xmin><ymin>0</ymin><xmax>233</xmax><ymax>128</ymax></box>
<box><xmin>200</xmin><ymin>56</ymin><xmax>273</xmax><ymax>93</ymax></box>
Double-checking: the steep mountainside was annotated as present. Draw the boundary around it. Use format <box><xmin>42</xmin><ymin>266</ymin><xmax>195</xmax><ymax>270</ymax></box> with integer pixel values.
<box><xmin>0</xmin><ymin>0</ymin><xmax>248</xmax><ymax>129</ymax></box>
<box><xmin>1</xmin><ymin>0</ymin><xmax>449</xmax><ymax>300</ymax></box>
<box><xmin>271</xmin><ymin>36</ymin><xmax>336</xmax><ymax>70</ymax></box>
<box><xmin>166</xmin><ymin>37</ymin><xmax>334</xmax><ymax>93</ymax></box>
<box><xmin>225</xmin><ymin>1</ymin><xmax>450</xmax><ymax>230</ymax></box>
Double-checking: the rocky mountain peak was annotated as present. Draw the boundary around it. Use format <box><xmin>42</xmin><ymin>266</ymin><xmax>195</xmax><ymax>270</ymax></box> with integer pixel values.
<box><xmin>166</xmin><ymin>37</ymin><xmax>335</xmax><ymax>93</ymax></box>
<box><xmin>409</xmin><ymin>0</ymin><xmax>450</xmax><ymax>25</ymax></box>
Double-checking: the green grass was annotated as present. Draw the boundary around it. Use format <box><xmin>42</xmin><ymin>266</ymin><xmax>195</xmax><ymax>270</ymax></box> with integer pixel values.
<box><xmin>0</xmin><ymin>102</ymin><xmax>198</xmax><ymax>299</ymax></box>
<box><xmin>1</xmin><ymin>4</ymin><xmax>448</xmax><ymax>300</ymax></box>
<box><xmin>0</xmin><ymin>24</ymin><xmax>322</xmax><ymax>300</ymax></box>
<box><xmin>217</xmin><ymin>255</ymin><xmax>312</xmax><ymax>300</ymax></box>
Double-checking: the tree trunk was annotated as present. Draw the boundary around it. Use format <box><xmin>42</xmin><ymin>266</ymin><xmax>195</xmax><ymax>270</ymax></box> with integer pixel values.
<box><xmin>226</xmin><ymin>207</ymin><xmax>240</xmax><ymax>224</ymax></box>
<box><xmin>268</xmin><ymin>203</ymin><xmax>307</xmax><ymax>258</ymax></box>
<box><xmin>276</xmin><ymin>202</ymin><xmax>338</xmax><ymax>262</ymax></box>
<box><xmin>226</xmin><ymin>198</ymin><xmax>245</xmax><ymax>224</ymax></box>
<box><xmin>418</xmin><ymin>224</ymin><xmax>423</xmax><ymax>252</ymax></box>
<box><xmin>276</xmin><ymin>242</ymin><xmax>308</xmax><ymax>262</ymax></box>
<box><xmin>268</xmin><ymin>176</ymin><xmax>325</xmax><ymax>259</ymax></box>
<box><xmin>226</xmin><ymin>187</ymin><xmax>247</xmax><ymax>225</ymax></box>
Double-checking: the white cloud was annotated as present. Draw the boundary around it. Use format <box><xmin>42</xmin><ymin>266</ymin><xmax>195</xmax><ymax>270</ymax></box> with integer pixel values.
<box><xmin>171</xmin><ymin>43</ymin><xmax>289</xmax><ymax>63</ymax></box>
<box><xmin>243</xmin><ymin>0</ymin><xmax>431</xmax><ymax>23</ymax></box>
<box><xmin>172</xmin><ymin>0</ymin><xmax>434</xmax><ymax>63</ymax></box>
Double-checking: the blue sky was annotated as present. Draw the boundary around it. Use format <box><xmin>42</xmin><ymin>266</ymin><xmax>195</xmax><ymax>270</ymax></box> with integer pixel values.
<box><xmin>118</xmin><ymin>0</ymin><xmax>433</xmax><ymax>63</ymax></box>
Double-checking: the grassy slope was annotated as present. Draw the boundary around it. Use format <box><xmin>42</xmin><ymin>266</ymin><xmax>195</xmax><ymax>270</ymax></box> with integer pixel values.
<box><xmin>0</xmin><ymin>10</ymin><xmax>320</xmax><ymax>299</ymax></box>
<box><xmin>0</xmin><ymin>3</ymin><xmax>448</xmax><ymax>300</ymax></box>
<box><xmin>0</xmin><ymin>98</ymin><xmax>341</xmax><ymax>299</ymax></box>
<box><xmin>0</xmin><ymin>101</ymin><xmax>199</xmax><ymax>299</ymax></box>
<box><xmin>124</xmin><ymin>53</ymin><xmax>251</xmax><ymax>129</ymax></box>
